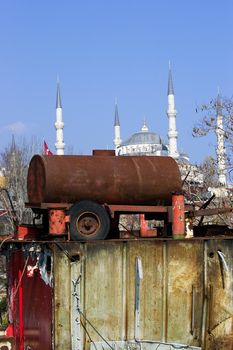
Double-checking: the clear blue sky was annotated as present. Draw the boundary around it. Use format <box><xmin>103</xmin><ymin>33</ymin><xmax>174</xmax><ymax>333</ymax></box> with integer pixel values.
<box><xmin>0</xmin><ymin>1</ymin><xmax>232</xmax><ymax>163</ymax></box>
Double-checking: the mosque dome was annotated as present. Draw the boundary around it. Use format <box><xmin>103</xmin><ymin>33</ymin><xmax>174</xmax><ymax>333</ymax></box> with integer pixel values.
<box><xmin>112</xmin><ymin>66</ymin><xmax>203</xmax><ymax>186</ymax></box>
<box><xmin>117</xmin><ymin>120</ymin><xmax>168</xmax><ymax>156</ymax></box>
<box><xmin>122</xmin><ymin>131</ymin><xmax>162</xmax><ymax>146</ymax></box>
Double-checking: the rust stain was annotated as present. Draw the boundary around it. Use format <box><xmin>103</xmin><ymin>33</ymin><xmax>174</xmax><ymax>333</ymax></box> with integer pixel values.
<box><xmin>27</xmin><ymin>154</ymin><xmax>181</xmax><ymax>206</ymax></box>
<box><xmin>52</xmin><ymin>239</ymin><xmax>233</xmax><ymax>349</ymax></box>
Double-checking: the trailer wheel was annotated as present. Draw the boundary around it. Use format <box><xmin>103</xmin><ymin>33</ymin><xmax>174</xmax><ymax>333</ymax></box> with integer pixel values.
<box><xmin>68</xmin><ymin>200</ymin><xmax>110</xmax><ymax>241</ymax></box>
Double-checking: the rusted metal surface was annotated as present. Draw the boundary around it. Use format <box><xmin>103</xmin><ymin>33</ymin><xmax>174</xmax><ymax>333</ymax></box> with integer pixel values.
<box><xmin>91</xmin><ymin>340</ymin><xmax>201</xmax><ymax>350</ymax></box>
<box><xmin>71</xmin><ymin>257</ymin><xmax>82</xmax><ymax>350</ymax></box>
<box><xmin>90</xmin><ymin>340</ymin><xmax>201</xmax><ymax>350</ymax></box>
<box><xmin>189</xmin><ymin>207</ymin><xmax>233</xmax><ymax>217</ymax></box>
<box><xmin>48</xmin><ymin>209</ymin><xmax>66</xmax><ymax>234</ymax></box>
<box><xmin>7</xmin><ymin>249</ymin><xmax>53</xmax><ymax>350</ymax></box>
<box><xmin>53</xmin><ymin>245</ymin><xmax>72</xmax><ymax>350</ymax></box>
<box><xmin>126</xmin><ymin>241</ymin><xmax>164</xmax><ymax>340</ymax></box>
<box><xmin>5</xmin><ymin>238</ymin><xmax>233</xmax><ymax>349</ymax></box>
<box><xmin>92</xmin><ymin>149</ymin><xmax>116</xmax><ymax>156</ymax></box>
<box><xmin>139</xmin><ymin>214</ymin><xmax>157</xmax><ymax>237</ymax></box>
<box><xmin>194</xmin><ymin>224</ymin><xmax>233</xmax><ymax>237</ymax></box>
<box><xmin>25</xmin><ymin>202</ymin><xmax>71</xmax><ymax>209</ymax></box>
<box><xmin>172</xmin><ymin>194</ymin><xmax>185</xmax><ymax>238</ymax></box>
<box><xmin>166</xmin><ymin>241</ymin><xmax>203</xmax><ymax>346</ymax></box>
<box><xmin>52</xmin><ymin>239</ymin><xmax>233</xmax><ymax>349</ymax></box>
<box><xmin>84</xmin><ymin>243</ymin><xmax>125</xmax><ymax>341</ymax></box>
<box><xmin>107</xmin><ymin>204</ymin><xmax>168</xmax><ymax>216</ymax></box>
<box><xmin>76</xmin><ymin>211</ymin><xmax>101</xmax><ymax>236</ymax></box>
<box><xmin>27</xmin><ymin>155</ymin><xmax>182</xmax><ymax>206</ymax></box>
<box><xmin>16</xmin><ymin>225</ymin><xmax>42</xmax><ymax>240</ymax></box>
<box><xmin>205</xmin><ymin>240</ymin><xmax>233</xmax><ymax>349</ymax></box>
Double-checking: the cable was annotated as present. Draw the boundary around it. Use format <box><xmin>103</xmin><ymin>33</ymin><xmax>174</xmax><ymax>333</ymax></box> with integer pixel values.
<box><xmin>119</xmin><ymin>223</ymin><xmax>138</xmax><ymax>238</ymax></box>
<box><xmin>80</xmin><ymin>316</ymin><xmax>98</xmax><ymax>350</ymax></box>
<box><xmin>134</xmin><ymin>340</ymin><xmax>192</xmax><ymax>349</ymax></box>
<box><xmin>0</xmin><ymin>235</ymin><xmax>14</xmax><ymax>249</ymax></box>
<box><xmin>78</xmin><ymin>308</ymin><xmax>114</xmax><ymax>350</ymax></box>
<box><xmin>13</xmin><ymin>256</ymin><xmax>29</xmax><ymax>300</ymax></box>
<box><xmin>55</xmin><ymin>242</ymin><xmax>77</xmax><ymax>262</ymax></box>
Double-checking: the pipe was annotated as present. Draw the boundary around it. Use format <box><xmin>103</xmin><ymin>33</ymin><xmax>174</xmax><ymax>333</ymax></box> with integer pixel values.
<box><xmin>172</xmin><ymin>193</ymin><xmax>185</xmax><ymax>239</ymax></box>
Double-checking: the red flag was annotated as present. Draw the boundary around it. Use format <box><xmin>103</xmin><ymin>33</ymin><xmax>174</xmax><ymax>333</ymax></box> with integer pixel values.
<box><xmin>44</xmin><ymin>141</ymin><xmax>53</xmax><ymax>155</ymax></box>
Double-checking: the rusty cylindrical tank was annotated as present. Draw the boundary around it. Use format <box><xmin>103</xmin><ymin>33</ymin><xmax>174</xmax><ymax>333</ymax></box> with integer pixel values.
<box><xmin>27</xmin><ymin>154</ymin><xmax>182</xmax><ymax>206</ymax></box>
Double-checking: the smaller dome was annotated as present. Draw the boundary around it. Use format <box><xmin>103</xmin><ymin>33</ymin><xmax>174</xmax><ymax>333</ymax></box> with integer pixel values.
<box><xmin>178</xmin><ymin>152</ymin><xmax>190</xmax><ymax>163</ymax></box>
<box><xmin>122</xmin><ymin>131</ymin><xmax>163</xmax><ymax>146</ymax></box>
<box><xmin>117</xmin><ymin>121</ymin><xmax>169</xmax><ymax>156</ymax></box>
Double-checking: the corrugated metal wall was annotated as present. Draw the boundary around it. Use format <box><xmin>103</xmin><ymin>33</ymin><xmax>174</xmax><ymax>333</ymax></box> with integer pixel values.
<box><xmin>8</xmin><ymin>249</ymin><xmax>53</xmax><ymax>350</ymax></box>
<box><xmin>53</xmin><ymin>239</ymin><xmax>233</xmax><ymax>350</ymax></box>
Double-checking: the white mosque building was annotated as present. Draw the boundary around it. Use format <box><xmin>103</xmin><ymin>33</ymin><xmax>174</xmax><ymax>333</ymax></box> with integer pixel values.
<box><xmin>54</xmin><ymin>66</ymin><xmax>227</xmax><ymax>188</ymax></box>
<box><xmin>113</xmin><ymin>66</ymin><xmax>203</xmax><ymax>186</ymax></box>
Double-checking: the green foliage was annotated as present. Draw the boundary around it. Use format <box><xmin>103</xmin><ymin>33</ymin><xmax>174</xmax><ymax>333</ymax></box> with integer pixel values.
<box><xmin>0</xmin><ymin>297</ymin><xmax>7</xmax><ymax>314</ymax></box>
<box><xmin>0</xmin><ymin>297</ymin><xmax>8</xmax><ymax>328</ymax></box>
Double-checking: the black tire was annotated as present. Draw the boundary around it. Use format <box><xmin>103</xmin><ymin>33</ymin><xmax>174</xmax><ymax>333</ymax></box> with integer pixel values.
<box><xmin>68</xmin><ymin>200</ymin><xmax>110</xmax><ymax>241</ymax></box>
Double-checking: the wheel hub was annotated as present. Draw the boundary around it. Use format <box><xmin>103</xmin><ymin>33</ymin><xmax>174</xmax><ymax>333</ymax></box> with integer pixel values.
<box><xmin>76</xmin><ymin>212</ymin><xmax>100</xmax><ymax>236</ymax></box>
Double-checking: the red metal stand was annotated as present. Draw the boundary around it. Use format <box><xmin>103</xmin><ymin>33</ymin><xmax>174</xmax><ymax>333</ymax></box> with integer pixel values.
<box><xmin>172</xmin><ymin>194</ymin><xmax>185</xmax><ymax>239</ymax></box>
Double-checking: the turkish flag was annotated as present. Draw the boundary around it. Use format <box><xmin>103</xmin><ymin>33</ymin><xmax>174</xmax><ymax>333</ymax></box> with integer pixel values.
<box><xmin>44</xmin><ymin>141</ymin><xmax>53</xmax><ymax>155</ymax></box>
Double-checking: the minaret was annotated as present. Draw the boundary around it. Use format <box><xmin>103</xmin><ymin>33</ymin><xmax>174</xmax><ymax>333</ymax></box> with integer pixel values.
<box><xmin>55</xmin><ymin>79</ymin><xmax>65</xmax><ymax>155</ymax></box>
<box><xmin>167</xmin><ymin>63</ymin><xmax>179</xmax><ymax>158</ymax></box>
<box><xmin>10</xmin><ymin>134</ymin><xmax>17</xmax><ymax>174</ymax></box>
<box><xmin>216</xmin><ymin>93</ymin><xmax>227</xmax><ymax>186</ymax></box>
<box><xmin>114</xmin><ymin>98</ymin><xmax>122</xmax><ymax>154</ymax></box>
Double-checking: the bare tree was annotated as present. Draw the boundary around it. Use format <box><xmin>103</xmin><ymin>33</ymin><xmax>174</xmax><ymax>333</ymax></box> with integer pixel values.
<box><xmin>0</xmin><ymin>136</ymin><xmax>43</xmax><ymax>227</ymax></box>
<box><xmin>193</xmin><ymin>95</ymin><xmax>233</xmax><ymax>180</ymax></box>
<box><xmin>199</xmin><ymin>156</ymin><xmax>219</xmax><ymax>190</ymax></box>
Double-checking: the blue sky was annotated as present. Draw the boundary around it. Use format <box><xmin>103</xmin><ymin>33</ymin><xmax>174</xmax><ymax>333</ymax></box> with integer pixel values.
<box><xmin>0</xmin><ymin>1</ymin><xmax>232</xmax><ymax>163</ymax></box>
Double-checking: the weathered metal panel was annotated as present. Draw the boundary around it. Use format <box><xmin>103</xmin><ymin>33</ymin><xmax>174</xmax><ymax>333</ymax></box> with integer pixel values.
<box><xmin>90</xmin><ymin>340</ymin><xmax>201</xmax><ymax>350</ymax></box>
<box><xmin>53</xmin><ymin>245</ymin><xmax>71</xmax><ymax>349</ymax></box>
<box><xmin>166</xmin><ymin>241</ymin><xmax>203</xmax><ymax>347</ymax></box>
<box><xmin>52</xmin><ymin>239</ymin><xmax>233</xmax><ymax>350</ymax></box>
<box><xmin>84</xmin><ymin>243</ymin><xmax>125</xmax><ymax>343</ymax></box>
<box><xmin>71</xmin><ymin>253</ymin><xmax>83</xmax><ymax>350</ymax></box>
<box><xmin>7</xmin><ymin>249</ymin><xmax>53</xmax><ymax>350</ymax></box>
<box><xmin>22</xmin><ymin>254</ymin><xmax>53</xmax><ymax>350</ymax></box>
<box><xmin>126</xmin><ymin>241</ymin><xmax>164</xmax><ymax>340</ymax></box>
<box><xmin>205</xmin><ymin>240</ymin><xmax>233</xmax><ymax>349</ymax></box>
